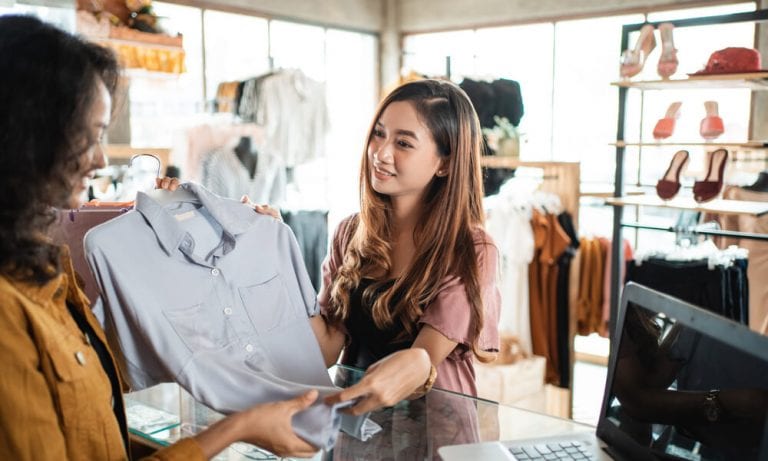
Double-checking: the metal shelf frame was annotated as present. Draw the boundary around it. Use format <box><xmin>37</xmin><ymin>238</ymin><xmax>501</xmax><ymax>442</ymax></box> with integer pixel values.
<box><xmin>609</xmin><ymin>9</ymin><xmax>768</xmax><ymax>337</ymax></box>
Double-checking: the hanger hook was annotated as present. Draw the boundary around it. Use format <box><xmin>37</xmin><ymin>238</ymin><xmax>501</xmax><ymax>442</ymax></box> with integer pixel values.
<box><xmin>129</xmin><ymin>153</ymin><xmax>162</xmax><ymax>179</ymax></box>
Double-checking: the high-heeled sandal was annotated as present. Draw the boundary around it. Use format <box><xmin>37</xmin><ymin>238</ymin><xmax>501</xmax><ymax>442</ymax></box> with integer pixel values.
<box><xmin>620</xmin><ymin>24</ymin><xmax>656</xmax><ymax>79</ymax></box>
<box><xmin>656</xmin><ymin>149</ymin><xmax>689</xmax><ymax>200</ymax></box>
<box><xmin>693</xmin><ymin>148</ymin><xmax>729</xmax><ymax>203</ymax></box>
<box><xmin>652</xmin><ymin>101</ymin><xmax>682</xmax><ymax>139</ymax></box>
<box><xmin>700</xmin><ymin>101</ymin><xmax>724</xmax><ymax>140</ymax></box>
<box><xmin>657</xmin><ymin>22</ymin><xmax>678</xmax><ymax>79</ymax></box>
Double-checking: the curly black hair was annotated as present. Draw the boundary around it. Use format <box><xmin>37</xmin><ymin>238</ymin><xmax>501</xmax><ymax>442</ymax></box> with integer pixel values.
<box><xmin>0</xmin><ymin>15</ymin><xmax>119</xmax><ymax>283</ymax></box>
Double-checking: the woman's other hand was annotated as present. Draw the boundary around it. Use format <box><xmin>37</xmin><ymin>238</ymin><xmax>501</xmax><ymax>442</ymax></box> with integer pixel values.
<box><xmin>323</xmin><ymin>348</ymin><xmax>432</xmax><ymax>415</ymax></box>
<box><xmin>194</xmin><ymin>390</ymin><xmax>320</xmax><ymax>459</ymax></box>
<box><xmin>155</xmin><ymin>176</ymin><xmax>181</xmax><ymax>191</ymax></box>
<box><xmin>241</xmin><ymin>195</ymin><xmax>282</xmax><ymax>221</ymax></box>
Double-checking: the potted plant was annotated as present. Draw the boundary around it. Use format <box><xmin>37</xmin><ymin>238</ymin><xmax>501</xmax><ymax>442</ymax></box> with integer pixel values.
<box><xmin>483</xmin><ymin>116</ymin><xmax>520</xmax><ymax>158</ymax></box>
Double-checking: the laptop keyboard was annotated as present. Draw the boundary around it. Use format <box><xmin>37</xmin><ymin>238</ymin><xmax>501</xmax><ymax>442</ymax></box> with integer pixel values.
<box><xmin>508</xmin><ymin>441</ymin><xmax>597</xmax><ymax>460</ymax></box>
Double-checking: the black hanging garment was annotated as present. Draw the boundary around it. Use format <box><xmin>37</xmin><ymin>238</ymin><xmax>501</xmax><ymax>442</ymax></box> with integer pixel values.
<box><xmin>625</xmin><ymin>258</ymin><xmax>749</xmax><ymax>324</ymax></box>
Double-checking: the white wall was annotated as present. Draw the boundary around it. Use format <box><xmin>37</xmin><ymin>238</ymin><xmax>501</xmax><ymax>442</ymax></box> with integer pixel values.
<box><xmin>396</xmin><ymin>0</ymin><xmax>748</xmax><ymax>32</ymax></box>
<box><xmin>167</xmin><ymin>0</ymin><xmax>383</xmax><ymax>32</ymax></box>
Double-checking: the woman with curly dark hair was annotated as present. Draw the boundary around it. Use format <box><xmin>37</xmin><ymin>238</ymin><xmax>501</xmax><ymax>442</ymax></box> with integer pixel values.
<box><xmin>0</xmin><ymin>15</ymin><xmax>319</xmax><ymax>460</ymax></box>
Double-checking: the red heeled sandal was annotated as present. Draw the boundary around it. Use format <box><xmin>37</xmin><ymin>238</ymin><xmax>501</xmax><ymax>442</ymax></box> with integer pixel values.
<box><xmin>653</xmin><ymin>101</ymin><xmax>682</xmax><ymax>140</ymax></box>
<box><xmin>693</xmin><ymin>148</ymin><xmax>729</xmax><ymax>203</ymax></box>
<box><xmin>700</xmin><ymin>101</ymin><xmax>725</xmax><ymax>140</ymax></box>
<box><xmin>656</xmin><ymin>149</ymin><xmax>689</xmax><ymax>200</ymax></box>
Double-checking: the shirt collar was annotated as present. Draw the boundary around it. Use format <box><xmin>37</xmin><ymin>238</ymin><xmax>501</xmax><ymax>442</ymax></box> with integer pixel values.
<box><xmin>135</xmin><ymin>183</ymin><xmax>258</xmax><ymax>256</ymax></box>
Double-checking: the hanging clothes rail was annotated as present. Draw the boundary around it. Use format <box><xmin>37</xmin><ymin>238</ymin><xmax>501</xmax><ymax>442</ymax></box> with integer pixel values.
<box><xmin>621</xmin><ymin>221</ymin><xmax>768</xmax><ymax>242</ymax></box>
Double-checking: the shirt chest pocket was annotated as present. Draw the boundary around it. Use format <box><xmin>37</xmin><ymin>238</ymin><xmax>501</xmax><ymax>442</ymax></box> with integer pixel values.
<box><xmin>47</xmin><ymin>341</ymin><xmax>108</xmax><ymax>431</ymax></box>
<box><xmin>163</xmin><ymin>303</ymin><xmax>233</xmax><ymax>352</ymax></box>
<box><xmin>239</xmin><ymin>274</ymin><xmax>299</xmax><ymax>334</ymax></box>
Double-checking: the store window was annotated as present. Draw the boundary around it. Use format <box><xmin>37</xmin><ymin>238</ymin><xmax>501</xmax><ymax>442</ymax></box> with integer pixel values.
<box><xmin>402</xmin><ymin>3</ymin><xmax>757</xmax><ymax>231</ymax></box>
<box><xmin>475</xmin><ymin>24</ymin><xmax>555</xmax><ymax>160</ymax></box>
<box><xmin>324</xmin><ymin>29</ymin><xmax>378</xmax><ymax>226</ymax></box>
<box><xmin>0</xmin><ymin>2</ymin><xmax>74</xmax><ymax>30</ymax></box>
<box><xmin>125</xmin><ymin>2</ymin><xmax>204</xmax><ymax>147</ymax></box>
<box><xmin>203</xmin><ymin>11</ymin><xmax>270</xmax><ymax>101</ymax></box>
<box><xmin>269</xmin><ymin>21</ymin><xmax>326</xmax><ymax>82</ymax></box>
<box><xmin>112</xmin><ymin>5</ymin><xmax>377</xmax><ymax>229</ymax></box>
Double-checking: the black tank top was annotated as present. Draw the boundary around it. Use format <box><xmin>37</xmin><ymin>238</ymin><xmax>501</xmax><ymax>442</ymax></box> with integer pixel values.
<box><xmin>342</xmin><ymin>278</ymin><xmax>414</xmax><ymax>369</ymax></box>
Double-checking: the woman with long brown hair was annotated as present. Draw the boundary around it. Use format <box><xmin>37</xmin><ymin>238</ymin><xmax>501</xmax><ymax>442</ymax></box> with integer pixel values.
<box><xmin>161</xmin><ymin>78</ymin><xmax>502</xmax><ymax>414</ymax></box>
<box><xmin>315</xmin><ymin>79</ymin><xmax>500</xmax><ymax>414</ymax></box>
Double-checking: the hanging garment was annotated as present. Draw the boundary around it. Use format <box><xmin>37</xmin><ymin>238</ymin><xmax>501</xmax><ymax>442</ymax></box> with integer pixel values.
<box><xmin>282</xmin><ymin>210</ymin><xmax>328</xmax><ymax>292</ymax></box>
<box><xmin>459</xmin><ymin>79</ymin><xmax>496</xmax><ymax>128</ymax></box>
<box><xmin>459</xmin><ymin>78</ymin><xmax>524</xmax><ymax>128</ymax></box>
<box><xmin>85</xmin><ymin>183</ymin><xmax>371</xmax><ymax>449</ymax></box>
<box><xmin>485</xmin><ymin>192</ymin><xmax>535</xmax><ymax>355</ymax></box>
<box><xmin>50</xmin><ymin>207</ymin><xmax>132</xmax><ymax>304</ymax></box>
<box><xmin>237</xmin><ymin>73</ymin><xmax>275</xmax><ymax>122</ymax></box>
<box><xmin>555</xmin><ymin>212</ymin><xmax>579</xmax><ymax>388</ymax></box>
<box><xmin>256</xmin><ymin>69</ymin><xmax>330</xmax><ymax>167</ymax></box>
<box><xmin>490</xmin><ymin>79</ymin><xmax>525</xmax><ymax>127</ymax></box>
<box><xmin>201</xmin><ymin>144</ymin><xmax>287</xmax><ymax>206</ymax></box>
<box><xmin>711</xmin><ymin>186</ymin><xmax>768</xmax><ymax>332</ymax></box>
<box><xmin>528</xmin><ymin>209</ymin><xmax>570</xmax><ymax>385</ymax></box>
<box><xmin>575</xmin><ymin>238</ymin><xmax>606</xmax><ymax>336</ymax></box>
<box><xmin>625</xmin><ymin>257</ymin><xmax>749</xmax><ymax>324</ymax></box>
<box><xmin>171</xmin><ymin>122</ymin><xmax>265</xmax><ymax>183</ymax></box>
<box><xmin>600</xmin><ymin>238</ymin><xmax>634</xmax><ymax>337</ymax></box>
<box><xmin>215</xmin><ymin>81</ymin><xmax>241</xmax><ymax>113</ymax></box>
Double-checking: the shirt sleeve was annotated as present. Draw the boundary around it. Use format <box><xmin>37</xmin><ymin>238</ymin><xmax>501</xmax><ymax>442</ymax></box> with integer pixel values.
<box><xmin>0</xmin><ymin>292</ymin><xmax>68</xmax><ymax>460</ymax></box>
<box><xmin>419</xmin><ymin>231</ymin><xmax>501</xmax><ymax>357</ymax></box>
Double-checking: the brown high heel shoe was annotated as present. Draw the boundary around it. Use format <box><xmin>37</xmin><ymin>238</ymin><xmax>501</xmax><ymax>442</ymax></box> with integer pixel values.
<box><xmin>656</xmin><ymin>150</ymin><xmax>689</xmax><ymax>200</ymax></box>
<box><xmin>693</xmin><ymin>148</ymin><xmax>729</xmax><ymax>203</ymax></box>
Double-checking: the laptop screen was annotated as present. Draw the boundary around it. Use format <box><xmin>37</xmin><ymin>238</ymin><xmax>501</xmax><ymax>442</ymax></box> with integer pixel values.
<box><xmin>598</xmin><ymin>283</ymin><xmax>768</xmax><ymax>461</ymax></box>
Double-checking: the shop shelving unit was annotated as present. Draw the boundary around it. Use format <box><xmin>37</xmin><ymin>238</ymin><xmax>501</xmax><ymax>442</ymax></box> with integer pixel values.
<box><xmin>607</xmin><ymin>9</ymin><xmax>768</xmax><ymax>335</ymax></box>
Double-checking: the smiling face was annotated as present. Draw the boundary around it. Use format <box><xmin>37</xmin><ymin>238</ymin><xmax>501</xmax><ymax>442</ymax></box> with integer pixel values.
<box><xmin>367</xmin><ymin>101</ymin><xmax>446</xmax><ymax>203</ymax></box>
<box><xmin>68</xmin><ymin>79</ymin><xmax>110</xmax><ymax>209</ymax></box>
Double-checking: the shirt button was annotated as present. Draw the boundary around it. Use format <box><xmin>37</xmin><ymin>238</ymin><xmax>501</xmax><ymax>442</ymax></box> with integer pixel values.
<box><xmin>245</xmin><ymin>344</ymin><xmax>254</xmax><ymax>353</ymax></box>
<box><xmin>211</xmin><ymin>268</ymin><xmax>220</xmax><ymax>276</ymax></box>
<box><xmin>75</xmin><ymin>351</ymin><xmax>86</xmax><ymax>366</ymax></box>
<box><xmin>223</xmin><ymin>307</ymin><xmax>233</xmax><ymax>315</ymax></box>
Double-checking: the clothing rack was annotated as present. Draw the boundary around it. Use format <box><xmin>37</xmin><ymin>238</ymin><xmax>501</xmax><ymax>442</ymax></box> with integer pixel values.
<box><xmin>481</xmin><ymin>157</ymin><xmax>580</xmax><ymax>228</ymax></box>
<box><xmin>621</xmin><ymin>221</ymin><xmax>768</xmax><ymax>242</ymax></box>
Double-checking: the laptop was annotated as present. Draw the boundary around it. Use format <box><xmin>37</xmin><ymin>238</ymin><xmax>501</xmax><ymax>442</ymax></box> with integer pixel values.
<box><xmin>439</xmin><ymin>282</ymin><xmax>768</xmax><ymax>461</ymax></box>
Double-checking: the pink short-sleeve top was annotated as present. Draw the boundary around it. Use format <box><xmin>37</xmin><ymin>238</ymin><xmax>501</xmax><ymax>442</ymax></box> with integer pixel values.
<box><xmin>318</xmin><ymin>214</ymin><xmax>500</xmax><ymax>396</ymax></box>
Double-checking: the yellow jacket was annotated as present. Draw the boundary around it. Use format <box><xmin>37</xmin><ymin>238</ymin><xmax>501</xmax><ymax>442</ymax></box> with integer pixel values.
<box><xmin>0</xmin><ymin>246</ymin><xmax>204</xmax><ymax>460</ymax></box>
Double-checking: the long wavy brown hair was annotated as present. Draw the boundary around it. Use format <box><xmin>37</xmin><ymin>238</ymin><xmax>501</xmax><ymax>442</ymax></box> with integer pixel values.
<box><xmin>325</xmin><ymin>79</ymin><xmax>494</xmax><ymax>361</ymax></box>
